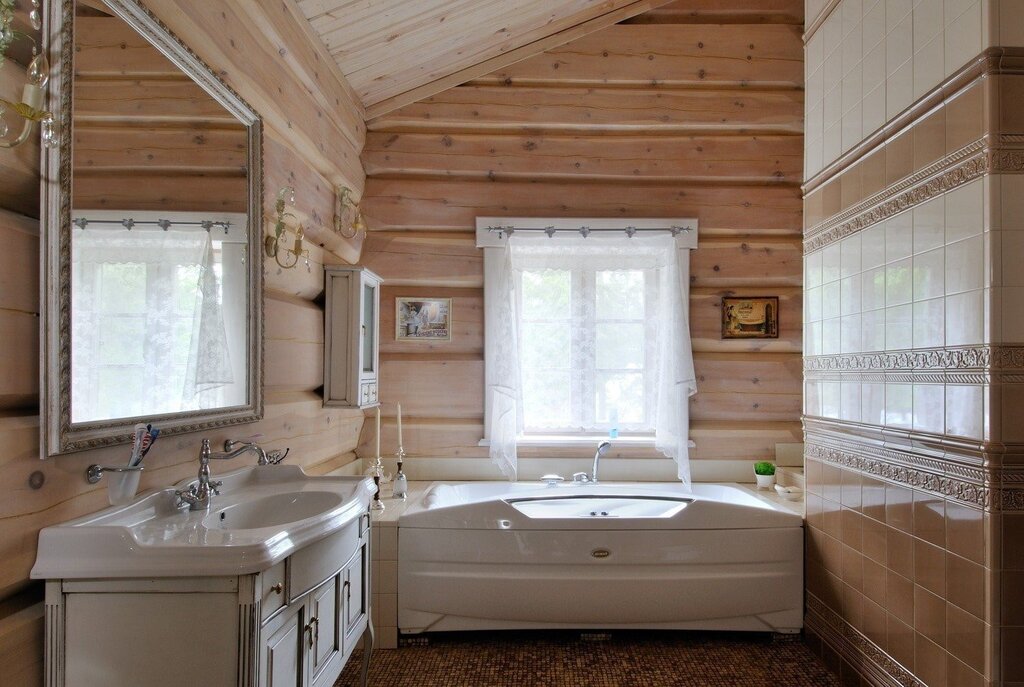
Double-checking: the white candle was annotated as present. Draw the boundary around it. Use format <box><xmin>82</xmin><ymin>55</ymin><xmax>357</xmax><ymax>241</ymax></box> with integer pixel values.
<box><xmin>396</xmin><ymin>402</ymin><xmax>403</xmax><ymax>452</ymax></box>
<box><xmin>375</xmin><ymin>406</ymin><xmax>381</xmax><ymax>461</ymax></box>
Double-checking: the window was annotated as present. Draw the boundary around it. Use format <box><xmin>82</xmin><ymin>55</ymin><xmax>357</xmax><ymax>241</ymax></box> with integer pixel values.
<box><xmin>478</xmin><ymin>218</ymin><xmax>698</xmax><ymax>482</ymax></box>
<box><xmin>518</xmin><ymin>264</ymin><xmax>657</xmax><ymax>435</ymax></box>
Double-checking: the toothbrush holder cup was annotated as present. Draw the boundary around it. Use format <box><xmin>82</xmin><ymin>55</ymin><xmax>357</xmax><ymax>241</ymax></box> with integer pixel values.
<box><xmin>86</xmin><ymin>464</ymin><xmax>145</xmax><ymax>506</ymax></box>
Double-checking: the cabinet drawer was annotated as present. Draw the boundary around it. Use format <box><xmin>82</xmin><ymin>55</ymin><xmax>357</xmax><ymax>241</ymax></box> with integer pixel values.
<box><xmin>288</xmin><ymin>520</ymin><xmax>358</xmax><ymax>602</ymax></box>
<box><xmin>260</xmin><ymin>561</ymin><xmax>287</xmax><ymax>622</ymax></box>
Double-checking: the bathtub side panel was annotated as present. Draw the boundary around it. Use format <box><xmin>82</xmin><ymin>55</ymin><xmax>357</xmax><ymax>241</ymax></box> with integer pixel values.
<box><xmin>397</xmin><ymin>527</ymin><xmax>803</xmax><ymax>633</ymax></box>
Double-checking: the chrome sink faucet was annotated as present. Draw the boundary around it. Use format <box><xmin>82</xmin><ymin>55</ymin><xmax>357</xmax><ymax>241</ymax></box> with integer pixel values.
<box><xmin>224</xmin><ymin>439</ymin><xmax>289</xmax><ymax>466</ymax></box>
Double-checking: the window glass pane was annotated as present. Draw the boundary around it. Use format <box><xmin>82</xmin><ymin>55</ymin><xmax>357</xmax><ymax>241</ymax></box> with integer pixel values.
<box><xmin>521</xmin><ymin>270</ymin><xmax>570</xmax><ymax>320</ymax></box>
<box><xmin>596</xmin><ymin>322</ymin><xmax>644</xmax><ymax>369</ymax></box>
<box><xmin>98</xmin><ymin>316</ymin><xmax>145</xmax><ymax>364</ymax></box>
<box><xmin>596</xmin><ymin>270</ymin><xmax>644</xmax><ymax>319</ymax></box>
<box><xmin>98</xmin><ymin>263</ymin><xmax>146</xmax><ymax>313</ymax></box>
<box><xmin>522</xmin><ymin>368</ymin><xmax>571</xmax><ymax>428</ymax></box>
<box><xmin>521</xmin><ymin>322</ymin><xmax>571</xmax><ymax>369</ymax></box>
<box><xmin>174</xmin><ymin>264</ymin><xmax>202</xmax><ymax>313</ymax></box>
<box><xmin>171</xmin><ymin>317</ymin><xmax>194</xmax><ymax>367</ymax></box>
<box><xmin>96</xmin><ymin>367</ymin><xmax>144</xmax><ymax>418</ymax></box>
<box><xmin>595</xmin><ymin>371</ymin><xmax>645</xmax><ymax>425</ymax></box>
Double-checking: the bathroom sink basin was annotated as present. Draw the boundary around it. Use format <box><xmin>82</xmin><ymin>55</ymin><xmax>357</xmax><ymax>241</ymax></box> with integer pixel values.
<box><xmin>204</xmin><ymin>491</ymin><xmax>344</xmax><ymax>530</ymax></box>
<box><xmin>31</xmin><ymin>465</ymin><xmax>375</xmax><ymax>579</ymax></box>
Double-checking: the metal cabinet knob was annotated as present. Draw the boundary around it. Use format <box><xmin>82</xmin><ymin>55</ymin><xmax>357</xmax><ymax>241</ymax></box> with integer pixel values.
<box><xmin>270</xmin><ymin>583</ymin><xmax>283</xmax><ymax>595</ymax></box>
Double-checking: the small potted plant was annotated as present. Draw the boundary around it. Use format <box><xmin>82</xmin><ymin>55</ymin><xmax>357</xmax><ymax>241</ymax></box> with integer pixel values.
<box><xmin>753</xmin><ymin>461</ymin><xmax>776</xmax><ymax>490</ymax></box>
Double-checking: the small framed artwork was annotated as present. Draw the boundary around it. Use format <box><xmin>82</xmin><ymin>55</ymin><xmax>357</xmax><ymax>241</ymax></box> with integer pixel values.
<box><xmin>396</xmin><ymin>297</ymin><xmax>452</xmax><ymax>342</ymax></box>
<box><xmin>721</xmin><ymin>296</ymin><xmax>779</xmax><ymax>339</ymax></box>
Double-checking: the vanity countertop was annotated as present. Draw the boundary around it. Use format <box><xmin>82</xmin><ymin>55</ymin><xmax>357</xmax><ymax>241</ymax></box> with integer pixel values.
<box><xmin>31</xmin><ymin>465</ymin><xmax>374</xmax><ymax>580</ymax></box>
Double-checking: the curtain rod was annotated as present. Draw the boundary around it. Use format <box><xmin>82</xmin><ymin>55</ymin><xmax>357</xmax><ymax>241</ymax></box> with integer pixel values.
<box><xmin>73</xmin><ymin>217</ymin><xmax>233</xmax><ymax>233</ymax></box>
<box><xmin>486</xmin><ymin>225</ymin><xmax>694</xmax><ymax>239</ymax></box>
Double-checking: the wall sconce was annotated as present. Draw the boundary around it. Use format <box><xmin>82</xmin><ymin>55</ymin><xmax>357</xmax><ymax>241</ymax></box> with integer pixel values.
<box><xmin>264</xmin><ymin>186</ymin><xmax>310</xmax><ymax>271</ymax></box>
<box><xmin>0</xmin><ymin>0</ymin><xmax>56</xmax><ymax>149</ymax></box>
<box><xmin>334</xmin><ymin>186</ymin><xmax>366</xmax><ymax>240</ymax></box>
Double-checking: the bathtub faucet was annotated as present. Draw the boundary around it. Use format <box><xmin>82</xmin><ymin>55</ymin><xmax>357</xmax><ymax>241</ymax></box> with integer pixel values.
<box><xmin>591</xmin><ymin>441</ymin><xmax>612</xmax><ymax>483</ymax></box>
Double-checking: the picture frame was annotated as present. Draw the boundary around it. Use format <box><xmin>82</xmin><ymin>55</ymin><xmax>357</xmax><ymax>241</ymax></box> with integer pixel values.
<box><xmin>395</xmin><ymin>297</ymin><xmax>452</xmax><ymax>342</ymax></box>
<box><xmin>721</xmin><ymin>296</ymin><xmax>779</xmax><ymax>339</ymax></box>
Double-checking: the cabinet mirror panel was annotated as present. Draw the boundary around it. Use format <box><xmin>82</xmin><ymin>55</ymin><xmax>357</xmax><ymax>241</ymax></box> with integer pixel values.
<box><xmin>41</xmin><ymin>0</ymin><xmax>263</xmax><ymax>456</ymax></box>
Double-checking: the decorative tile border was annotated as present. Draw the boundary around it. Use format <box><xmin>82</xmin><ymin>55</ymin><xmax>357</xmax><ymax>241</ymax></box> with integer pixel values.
<box><xmin>805</xmin><ymin>139</ymin><xmax>1024</xmax><ymax>253</ymax></box>
<box><xmin>806</xmin><ymin>595</ymin><xmax>925</xmax><ymax>687</ymax></box>
<box><xmin>804</xmin><ymin>144</ymin><xmax>987</xmax><ymax>253</ymax></box>
<box><xmin>804</xmin><ymin>370</ymin><xmax>994</xmax><ymax>384</ymax></box>
<box><xmin>803</xmin><ymin>346</ymin><xmax>1024</xmax><ymax>386</ymax></box>
<box><xmin>804</xmin><ymin>441</ymin><xmax>992</xmax><ymax>509</ymax></box>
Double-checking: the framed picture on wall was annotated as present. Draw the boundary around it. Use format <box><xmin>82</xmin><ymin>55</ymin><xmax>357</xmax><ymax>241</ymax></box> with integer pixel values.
<box><xmin>721</xmin><ymin>296</ymin><xmax>779</xmax><ymax>339</ymax></box>
<box><xmin>396</xmin><ymin>297</ymin><xmax>452</xmax><ymax>341</ymax></box>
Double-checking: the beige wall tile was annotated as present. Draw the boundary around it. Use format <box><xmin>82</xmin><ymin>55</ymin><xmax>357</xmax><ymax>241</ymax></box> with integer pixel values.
<box><xmin>886</xmin><ymin>483</ymin><xmax>915</xmax><ymax>532</ymax></box>
<box><xmin>888</xmin><ymin>569</ymin><xmax>916</xmax><ymax>625</ymax></box>
<box><xmin>915</xmin><ymin>632</ymin><xmax>948</xmax><ymax>687</ymax></box>
<box><xmin>916</xmin><ymin>584</ymin><xmax>948</xmax><ymax>647</ymax></box>
<box><xmin>888</xmin><ymin>612</ymin><xmax>917</xmax><ymax>671</ymax></box>
<box><xmin>914</xmin><ymin>491</ymin><xmax>946</xmax><ymax>546</ymax></box>
<box><xmin>916</xmin><ymin>538</ymin><xmax>947</xmax><ymax>596</ymax></box>
<box><xmin>946</xmin><ymin>603</ymin><xmax>987</xmax><ymax>675</ymax></box>
<box><xmin>946</xmin><ymin>553</ymin><xmax>987</xmax><ymax>620</ymax></box>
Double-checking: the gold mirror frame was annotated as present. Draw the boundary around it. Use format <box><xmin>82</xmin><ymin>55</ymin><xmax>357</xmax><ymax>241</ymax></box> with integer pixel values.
<box><xmin>39</xmin><ymin>0</ymin><xmax>264</xmax><ymax>457</ymax></box>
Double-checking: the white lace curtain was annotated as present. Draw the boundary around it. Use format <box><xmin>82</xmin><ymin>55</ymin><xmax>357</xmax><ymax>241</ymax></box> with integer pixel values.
<box><xmin>71</xmin><ymin>227</ymin><xmax>234</xmax><ymax>422</ymax></box>
<box><xmin>486</xmin><ymin>233</ymin><xmax>697</xmax><ymax>484</ymax></box>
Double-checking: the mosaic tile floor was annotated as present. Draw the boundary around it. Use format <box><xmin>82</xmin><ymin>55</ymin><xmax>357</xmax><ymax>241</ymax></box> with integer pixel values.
<box><xmin>335</xmin><ymin>631</ymin><xmax>840</xmax><ymax>686</ymax></box>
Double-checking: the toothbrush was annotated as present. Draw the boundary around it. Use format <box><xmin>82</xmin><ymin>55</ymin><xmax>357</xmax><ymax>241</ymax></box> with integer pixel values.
<box><xmin>138</xmin><ymin>427</ymin><xmax>160</xmax><ymax>462</ymax></box>
<box><xmin>128</xmin><ymin>423</ymin><xmax>147</xmax><ymax>467</ymax></box>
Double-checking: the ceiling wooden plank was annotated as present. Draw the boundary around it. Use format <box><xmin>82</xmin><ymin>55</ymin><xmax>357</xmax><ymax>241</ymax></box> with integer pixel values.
<box><xmin>362</xmin><ymin>0</ymin><xmax>676</xmax><ymax>119</ymax></box>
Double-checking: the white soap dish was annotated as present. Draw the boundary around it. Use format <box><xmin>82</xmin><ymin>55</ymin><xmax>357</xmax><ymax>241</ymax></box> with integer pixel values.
<box><xmin>774</xmin><ymin>484</ymin><xmax>804</xmax><ymax>501</ymax></box>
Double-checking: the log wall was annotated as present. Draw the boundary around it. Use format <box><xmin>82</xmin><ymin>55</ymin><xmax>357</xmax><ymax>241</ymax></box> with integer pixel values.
<box><xmin>358</xmin><ymin>1</ymin><xmax>805</xmax><ymax>468</ymax></box>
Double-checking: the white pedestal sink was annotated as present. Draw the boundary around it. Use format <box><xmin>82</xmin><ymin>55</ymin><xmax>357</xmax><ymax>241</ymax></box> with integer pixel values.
<box><xmin>32</xmin><ymin>464</ymin><xmax>374</xmax><ymax>578</ymax></box>
<box><xmin>32</xmin><ymin>465</ymin><xmax>376</xmax><ymax>687</ymax></box>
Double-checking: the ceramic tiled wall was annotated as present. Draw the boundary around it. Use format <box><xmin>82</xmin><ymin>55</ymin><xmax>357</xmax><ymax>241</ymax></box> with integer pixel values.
<box><xmin>805</xmin><ymin>458</ymin><xmax>995</xmax><ymax>685</ymax></box>
<box><xmin>804</xmin><ymin>177</ymin><xmax>993</xmax><ymax>441</ymax></box>
<box><xmin>804</xmin><ymin>0</ymin><xmax>989</xmax><ymax>179</ymax></box>
<box><xmin>371</xmin><ymin>521</ymin><xmax>399</xmax><ymax>649</ymax></box>
<box><xmin>803</xmin><ymin>3</ymin><xmax>1024</xmax><ymax>683</ymax></box>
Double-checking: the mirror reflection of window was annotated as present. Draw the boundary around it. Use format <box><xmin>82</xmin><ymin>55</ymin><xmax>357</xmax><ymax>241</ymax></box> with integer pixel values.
<box><xmin>70</xmin><ymin>213</ymin><xmax>249</xmax><ymax>423</ymax></box>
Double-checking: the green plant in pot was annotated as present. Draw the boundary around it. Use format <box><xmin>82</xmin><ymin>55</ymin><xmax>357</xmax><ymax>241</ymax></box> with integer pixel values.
<box><xmin>753</xmin><ymin>461</ymin><xmax>776</xmax><ymax>490</ymax></box>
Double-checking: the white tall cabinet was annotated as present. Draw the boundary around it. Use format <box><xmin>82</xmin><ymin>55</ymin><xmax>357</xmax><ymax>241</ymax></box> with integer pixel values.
<box><xmin>323</xmin><ymin>267</ymin><xmax>382</xmax><ymax>409</ymax></box>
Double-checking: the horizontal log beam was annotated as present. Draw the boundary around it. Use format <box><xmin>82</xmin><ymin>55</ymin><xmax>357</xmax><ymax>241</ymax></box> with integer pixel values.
<box><xmin>369</xmin><ymin>85</ymin><xmax>803</xmax><ymax>136</ymax></box>
<box><xmin>361</xmin><ymin>178</ymin><xmax>802</xmax><ymax>236</ymax></box>
<box><xmin>363</xmin><ymin>131</ymin><xmax>802</xmax><ymax>185</ymax></box>
<box><xmin>476</xmin><ymin>24</ymin><xmax>803</xmax><ymax>89</ymax></box>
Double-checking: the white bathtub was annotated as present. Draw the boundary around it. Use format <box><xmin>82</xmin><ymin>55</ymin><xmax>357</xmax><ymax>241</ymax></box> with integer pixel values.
<box><xmin>397</xmin><ymin>481</ymin><xmax>803</xmax><ymax>635</ymax></box>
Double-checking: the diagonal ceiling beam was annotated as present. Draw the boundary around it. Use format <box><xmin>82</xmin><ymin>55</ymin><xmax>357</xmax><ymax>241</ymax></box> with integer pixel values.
<box><xmin>364</xmin><ymin>0</ymin><xmax>676</xmax><ymax>120</ymax></box>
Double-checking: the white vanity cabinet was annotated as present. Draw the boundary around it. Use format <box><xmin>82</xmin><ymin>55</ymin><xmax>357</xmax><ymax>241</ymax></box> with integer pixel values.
<box><xmin>43</xmin><ymin>512</ymin><xmax>372</xmax><ymax>687</ymax></box>
<box><xmin>323</xmin><ymin>266</ymin><xmax>382</xmax><ymax>409</ymax></box>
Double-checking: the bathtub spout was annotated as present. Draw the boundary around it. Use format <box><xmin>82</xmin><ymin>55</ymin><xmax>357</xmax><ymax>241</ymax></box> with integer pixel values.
<box><xmin>592</xmin><ymin>441</ymin><xmax>612</xmax><ymax>484</ymax></box>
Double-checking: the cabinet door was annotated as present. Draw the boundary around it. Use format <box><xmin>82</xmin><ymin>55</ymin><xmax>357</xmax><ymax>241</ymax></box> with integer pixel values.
<box><xmin>309</xmin><ymin>575</ymin><xmax>341</xmax><ymax>684</ymax></box>
<box><xmin>260</xmin><ymin>606</ymin><xmax>304</xmax><ymax>687</ymax></box>
<box><xmin>343</xmin><ymin>541</ymin><xmax>368</xmax><ymax>642</ymax></box>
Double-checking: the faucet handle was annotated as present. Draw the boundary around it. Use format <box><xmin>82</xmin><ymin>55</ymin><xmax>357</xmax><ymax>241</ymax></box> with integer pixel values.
<box><xmin>209</xmin><ymin>480</ymin><xmax>223</xmax><ymax>496</ymax></box>
<box><xmin>266</xmin><ymin>448</ymin><xmax>289</xmax><ymax>465</ymax></box>
<box><xmin>572</xmin><ymin>472</ymin><xmax>591</xmax><ymax>483</ymax></box>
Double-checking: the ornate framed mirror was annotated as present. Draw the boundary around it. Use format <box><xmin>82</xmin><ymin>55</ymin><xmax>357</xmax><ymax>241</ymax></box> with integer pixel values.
<box><xmin>40</xmin><ymin>0</ymin><xmax>264</xmax><ymax>457</ymax></box>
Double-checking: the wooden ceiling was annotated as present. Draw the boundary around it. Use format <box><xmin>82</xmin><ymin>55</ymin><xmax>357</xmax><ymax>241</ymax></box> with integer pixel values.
<box><xmin>296</xmin><ymin>0</ymin><xmax>672</xmax><ymax>117</ymax></box>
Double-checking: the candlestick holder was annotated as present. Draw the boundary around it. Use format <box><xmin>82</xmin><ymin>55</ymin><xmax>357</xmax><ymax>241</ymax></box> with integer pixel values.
<box><xmin>370</xmin><ymin>474</ymin><xmax>385</xmax><ymax>512</ymax></box>
<box><xmin>366</xmin><ymin>455</ymin><xmax>391</xmax><ymax>483</ymax></box>
<box><xmin>392</xmin><ymin>448</ymin><xmax>407</xmax><ymax>500</ymax></box>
